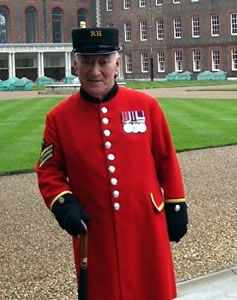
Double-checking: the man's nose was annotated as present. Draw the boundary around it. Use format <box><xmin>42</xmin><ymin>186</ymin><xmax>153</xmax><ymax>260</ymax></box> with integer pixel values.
<box><xmin>90</xmin><ymin>62</ymin><xmax>101</xmax><ymax>75</ymax></box>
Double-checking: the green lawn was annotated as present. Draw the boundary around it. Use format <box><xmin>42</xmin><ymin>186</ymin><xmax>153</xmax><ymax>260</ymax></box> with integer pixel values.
<box><xmin>125</xmin><ymin>80</ymin><xmax>237</xmax><ymax>89</ymax></box>
<box><xmin>159</xmin><ymin>98</ymin><xmax>237</xmax><ymax>151</ymax></box>
<box><xmin>0</xmin><ymin>96</ymin><xmax>236</xmax><ymax>174</ymax></box>
<box><xmin>0</xmin><ymin>97</ymin><xmax>63</xmax><ymax>174</ymax></box>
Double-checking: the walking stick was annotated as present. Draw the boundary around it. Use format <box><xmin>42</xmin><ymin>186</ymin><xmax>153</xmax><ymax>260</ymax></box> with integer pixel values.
<box><xmin>78</xmin><ymin>233</ymin><xmax>88</xmax><ymax>300</ymax></box>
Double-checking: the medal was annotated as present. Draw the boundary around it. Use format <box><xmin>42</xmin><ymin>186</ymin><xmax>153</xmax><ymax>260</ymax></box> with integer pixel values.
<box><xmin>123</xmin><ymin>123</ymin><xmax>133</xmax><ymax>133</ymax></box>
<box><xmin>121</xmin><ymin>110</ymin><xmax>147</xmax><ymax>133</ymax></box>
<box><xmin>138</xmin><ymin>123</ymin><xmax>147</xmax><ymax>133</ymax></box>
<box><xmin>132</xmin><ymin>123</ymin><xmax>139</xmax><ymax>133</ymax></box>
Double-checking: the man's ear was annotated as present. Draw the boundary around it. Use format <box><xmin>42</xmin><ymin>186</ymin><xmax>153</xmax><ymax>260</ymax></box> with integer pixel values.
<box><xmin>115</xmin><ymin>57</ymin><xmax>120</xmax><ymax>77</ymax></box>
<box><xmin>73</xmin><ymin>59</ymin><xmax>78</xmax><ymax>76</ymax></box>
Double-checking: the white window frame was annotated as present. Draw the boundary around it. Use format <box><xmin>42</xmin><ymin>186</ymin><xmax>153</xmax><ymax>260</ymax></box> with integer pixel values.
<box><xmin>124</xmin><ymin>22</ymin><xmax>131</xmax><ymax>42</ymax></box>
<box><xmin>231</xmin><ymin>13</ymin><xmax>237</xmax><ymax>36</ymax></box>
<box><xmin>192</xmin><ymin>50</ymin><xmax>201</xmax><ymax>72</ymax></box>
<box><xmin>174</xmin><ymin>18</ymin><xmax>181</xmax><ymax>39</ymax></box>
<box><xmin>157</xmin><ymin>51</ymin><xmax>165</xmax><ymax>73</ymax></box>
<box><xmin>139</xmin><ymin>0</ymin><xmax>146</xmax><ymax>7</ymax></box>
<box><xmin>192</xmin><ymin>16</ymin><xmax>200</xmax><ymax>38</ymax></box>
<box><xmin>191</xmin><ymin>0</ymin><xmax>199</xmax><ymax>2</ymax></box>
<box><xmin>123</xmin><ymin>0</ymin><xmax>131</xmax><ymax>9</ymax></box>
<box><xmin>211</xmin><ymin>49</ymin><xmax>220</xmax><ymax>71</ymax></box>
<box><xmin>106</xmin><ymin>0</ymin><xmax>113</xmax><ymax>11</ymax></box>
<box><xmin>231</xmin><ymin>49</ymin><xmax>237</xmax><ymax>71</ymax></box>
<box><xmin>173</xmin><ymin>0</ymin><xmax>180</xmax><ymax>4</ymax></box>
<box><xmin>141</xmin><ymin>52</ymin><xmax>149</xmax><ymax>73</ymax></box>
<box><xmin>125</xmin><ymin>53</ymin><xmax>133</xmax><ymax>73</ymax></box>
<box><xmin>155</xmin><ymin>0</ymin><xmax>163</xmax><ymax>5</ymax></box>
<box><xmin>156</xmin><ymin>18</ymin><xmax>164</xmax><ymax>40</ymax></box>
<box><xmin>211</xmin><ymin>15</ymin><xmax>219</xmax><ymax>37</ymax></box>
<box><xmin>175</xmin><ymin>50</ymin><xmax>183</xmax><ymax>72</ymax></box>
<box><xmin>140</xmin><ymin>21</ymin><xmax>148</xmax><ymax>41</ymax></box>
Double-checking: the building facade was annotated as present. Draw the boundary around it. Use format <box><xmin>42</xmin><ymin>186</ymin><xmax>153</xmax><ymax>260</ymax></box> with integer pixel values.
<box><xmin>100</xmin><ymin>0</ymin><xmax>237</xmax><ymax>80</ymax></box>
<box><xmin>1</xmin><ymin>0</ymin><xmax>237</xmax><ymax>81</ymax></box>
<box><xmin>0</xmin><ymin>0</ymin><xmax>96</xmax><ymax>80</ymax></box>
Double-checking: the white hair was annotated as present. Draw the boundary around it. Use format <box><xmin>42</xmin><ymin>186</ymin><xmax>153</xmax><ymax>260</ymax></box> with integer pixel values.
<box><xmin>74</xmin><ymin>51</ymin><xmax>120</xmax><ymax>62</ymax></box>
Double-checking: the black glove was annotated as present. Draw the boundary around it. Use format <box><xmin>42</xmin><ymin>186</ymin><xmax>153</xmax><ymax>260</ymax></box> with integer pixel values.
<box><xmin>52</xmin><ymin>193</ymin><xmax>90</xmax><ymax>236</ymax></box>
<box><xmin>167</xmin><ymin>224</ymin><xmax>187</xmax><ymax>243</ymax></box>
<box><xmin>165</xmin><ymin>202</ymin><xmax>188</xmax><ymax>243</ymax></box>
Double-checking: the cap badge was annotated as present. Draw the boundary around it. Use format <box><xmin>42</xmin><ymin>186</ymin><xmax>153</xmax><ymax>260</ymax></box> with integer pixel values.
<box><xmin>90</xmin><ymin>30</ymin><xmax>103</xmax><ymax>37</ymax></box>
<box><xmin>121</xmin><ymin>110</ymin><xmax>147</xmax><ymax>133</ymax></box>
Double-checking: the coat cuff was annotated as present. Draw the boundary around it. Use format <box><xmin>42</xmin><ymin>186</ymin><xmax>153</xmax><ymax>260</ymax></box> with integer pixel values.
<box><xmin>50</xmin><ymin>190</ymin><xmax>72</xmax><ymax>210</ymax></box>
<box><xmin>164</xmin><ymin>200</ymin><xmax>188</xmax><ymax>225</ymax></box>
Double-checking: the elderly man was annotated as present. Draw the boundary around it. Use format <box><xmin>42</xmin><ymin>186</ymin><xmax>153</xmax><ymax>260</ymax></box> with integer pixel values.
<box><xmin>36</xmin><ymin>27</ymin><xmax>188</xmax><ymax>300</ymax></box>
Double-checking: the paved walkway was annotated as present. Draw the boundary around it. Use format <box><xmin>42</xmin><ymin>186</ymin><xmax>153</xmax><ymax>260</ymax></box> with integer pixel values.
<box><xmin>0</xmin><ymin>84</ymin><xmax>237</xmax><ymax>100</ymax></box>
<box><xmin>141</xmin><ymin>84</ymin><xmax>237</xmax><ymax>99</ymax></box>
<box><xmin>176</xmin><ymin>266</ymin><xmax>237</xmax><ymax>300</ymax></box>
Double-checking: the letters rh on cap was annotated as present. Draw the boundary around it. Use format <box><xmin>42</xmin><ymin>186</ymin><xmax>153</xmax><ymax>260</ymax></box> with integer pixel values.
<box><xmin>90</xmin><ymin>30</ymin><xmax>103</xmax><ymax>37</ymax></box>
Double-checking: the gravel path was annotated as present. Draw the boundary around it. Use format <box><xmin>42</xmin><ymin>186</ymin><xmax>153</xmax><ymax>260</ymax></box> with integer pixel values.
<box><xmin>0</xmin><ymin>84</ymin><xmax>237</xmax><ymax>100</ymax></box>
<box><xmin>141</xmin><ymin>85</ymin><xmax>237</xmax><ymax>99</ymax></box>
<box><xmin>0</xmin><ymin>145</ymin><xmax>236</xmax><ymax>299</ymax></box>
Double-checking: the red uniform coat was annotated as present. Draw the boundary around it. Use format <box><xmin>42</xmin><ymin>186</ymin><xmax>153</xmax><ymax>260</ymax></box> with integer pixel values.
<box><xmin>36</xmin><ymin>86</ymin><xmax>185</xmax><ymax>300</ymax></box>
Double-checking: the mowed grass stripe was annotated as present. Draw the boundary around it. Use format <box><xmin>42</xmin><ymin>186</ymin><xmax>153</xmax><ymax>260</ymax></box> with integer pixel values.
<box><xmin>0</xmin><ymin>97</ymin><xmax>236</xmax><ymax>174</ymax></box>
<box><xmin>0</xmin><ymin>97</ymin><xmax>63</xmax><ymax>173</ymax></box>
<box><xmin>159</xmin><ymin>98</ymin><xmax>237</xmax><ymax>151</ymax></box>
<box><xmin>0</xmin><ymin>125</ymin><xmax>43</xmax><ymax>172</ymax></box>
<box><xmin>0</xmin><ymin>98</ymin><xmax>63</xmax><ymax>145</ymax></box>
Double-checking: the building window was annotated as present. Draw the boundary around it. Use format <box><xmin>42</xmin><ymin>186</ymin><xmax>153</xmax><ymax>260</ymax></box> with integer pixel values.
<box><xmin>0</xmin><ymin>7</ymin><xmax>9</xmax><ymax>43</ymax></box>
<box><xmin>157</xmin><ymin>51</ymin><xmax>165</xmax><ymax>73</ymax></box>
<box><xmin>106</xmin><ymin>0</ymin><xmax>113</xmax><ymax>11</ymax></box>
<box><xmin>173</xmin><ymin>0</ymin><xmax>180</xmax><ymax>4</ymax></box>
<box><xmin>192</xmin><ymin>50</ymin><xmax>201</xmax><ymax>72</ymax></box>
<box><xmin>211</xmin><ymin>15</ymin><xmax>219</xmax><ymax>37</ymax></box>
<box><xmin>124</xmin><ymin>0</ymin><xmax>130</xmax><ymax>9</ymax></box>
<box><xmin>141</xmin><ymin>53</ymin><xmax>149</xmax><ymax>73</ymax></box>
<box><xmin>52</xmin><ymin>7</ymin><xmax>63</xmax><ymax>43</ymax></box>
<box><xmin>156</xmin><ymin>0</ymin><xmax>163</xmax><ymax>5</ymax></box>
<box><xmin>140</xmin><ymin>21</ymin><xmax>148</xmax><ymax>41</ymax></box>
<box><xmin>139</xmin><ymin>0</ymin><xmax>146</xmax><ymax>7</ymax></box>
<box><xmin>77</xmin><ymin>9</ymin><xmax>88</xmax><ymax>27</ymax></box>
<box><xmin>191</xmin><ymin>0</ymin><xmax>199</xmax><ymax>2</ymax></box>
<box><xmin>25</xmin><ymin>7</ymin><xmax>37</xmax><ymax>43</ymax></box>
<box><xmin>175</xmin><ymin>50</ymin><xmax>183</xmax><ymax>72</ymax></box>
<box><xmin>0</xmin><ymin>59</ymin><xmax>8</xmax><ymax>69</ymax></box>
<box><xmin>156</xmin><ymin>18</ymin><xmax>164</xmax><ymax>40</ymax></box>
<box><xmin>16</xmin><ymin>58</ymin><xmax>34</xmax><ymax>68</ymax></box>
<box><xmin>231</xmin><ymin>49</ymin><xmax>237</xmax><ymax>71</ymax></box>
<box><xmin>124</xmin><ymin>22</ymin><xmax>131</xmax><ymax>41</ymax></box>
<box><xmin>231</xmin><ymin>13</ymin><xmax>237</xmax><ymax>35</ymax></box>
<box><xmin>192</xmin><ymin>16</ymin><xmax>200</xmax><ymax>38</ymax></box>
<box><xmin>125</xmin><ymin>53</ymin><xmax>133</xmax><ymax>73</ymax></box>
<box><xmin>212</xmin><ymin>49</ymin><xmax>220</xmax><ymax>71</ymax></box>
<box><xmin>174</xmin><ymin>18</ymin><xmax>181</xmax><ymax>39</ymax></box>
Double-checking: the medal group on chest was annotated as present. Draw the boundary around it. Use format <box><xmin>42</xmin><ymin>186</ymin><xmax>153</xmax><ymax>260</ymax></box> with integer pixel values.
<box><xmin>121</xmin><ymin>110</ymin><xmax>147</xmax><ymax>133</ymax></box>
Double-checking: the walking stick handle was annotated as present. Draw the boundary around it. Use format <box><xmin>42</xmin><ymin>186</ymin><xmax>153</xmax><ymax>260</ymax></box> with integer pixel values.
<box><xmin>80</xmin><ymin>234</ymin><xmax>88</xmax><ymax>269</ymax></box>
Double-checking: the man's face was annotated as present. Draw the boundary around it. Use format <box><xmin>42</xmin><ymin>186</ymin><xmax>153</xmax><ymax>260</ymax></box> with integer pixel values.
<box><xmin>74</xmin><ymin>53</ymin><xmax>120</xmax><ymax>99</ymax></box>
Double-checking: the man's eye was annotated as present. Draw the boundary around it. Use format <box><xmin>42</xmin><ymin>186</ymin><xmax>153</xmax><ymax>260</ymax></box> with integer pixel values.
<box><xmin>101</xmin><ymin>60</ymin><xmax>109</xmax><ymax>65</ymax></box>
<box><xmin>84</xmin><ymin>60</ymin><xmax>93</xmax><ymax>64</ymax></box>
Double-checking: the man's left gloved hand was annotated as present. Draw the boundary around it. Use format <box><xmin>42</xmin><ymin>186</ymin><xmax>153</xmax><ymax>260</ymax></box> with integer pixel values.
<box><xmin>165</xmin><ymin>202</ymin><xmax>188</xmax><ymax>243</ymax></box>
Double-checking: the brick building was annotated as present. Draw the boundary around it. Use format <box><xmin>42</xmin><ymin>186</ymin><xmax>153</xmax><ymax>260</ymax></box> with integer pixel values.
<box><xmin>100</xmin><ymin>0</ymin><xmax>237</xmax><ymax>80</ymax></box>
<box><xmin>0</xmin><ymin>0</ymin><xmax>95</xmax><ymax>80</ymax></box>
<box><xmin>1</xmin><ymin>0</ymin><xmax>237</xmax><ymax>81</ymax></box>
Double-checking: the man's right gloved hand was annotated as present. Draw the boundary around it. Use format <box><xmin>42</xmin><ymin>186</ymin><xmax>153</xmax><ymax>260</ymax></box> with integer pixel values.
<box><xmin>51</xmin><ymin>193</ymin><xmax>90</xmax><ymax>236</ymax></box>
